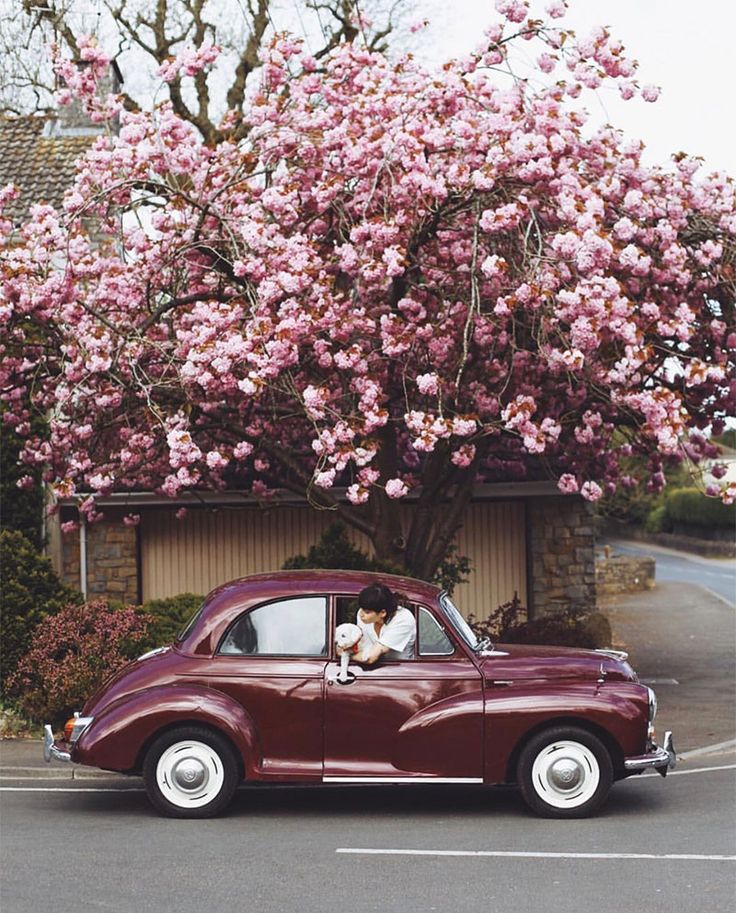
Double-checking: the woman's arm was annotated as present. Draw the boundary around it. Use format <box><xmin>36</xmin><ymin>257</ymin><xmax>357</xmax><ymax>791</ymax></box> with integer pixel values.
<box><xmin>355</xmin><ymin>642</ymin><xmax>391</xmax><ymax>665</ymax></box>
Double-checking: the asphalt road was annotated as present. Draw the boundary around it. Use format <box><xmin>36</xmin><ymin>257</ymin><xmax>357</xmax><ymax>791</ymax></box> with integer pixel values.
<box><xmin>604</xmin><ymin>539</ymin><xmax>736</xmax><ymax>604</ymax></box>
<box><xmin>2</xmin><ymin>766</ymin><xmax>735</xmax><ymax>913</ymax></box>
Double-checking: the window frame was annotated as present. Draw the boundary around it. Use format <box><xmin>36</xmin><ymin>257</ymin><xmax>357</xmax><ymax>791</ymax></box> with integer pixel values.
<box><xmin>417</xmin><ymin>604</ymin><xmax>457</xmax><ymax>657</ymax></box>
<box><xmin>332</xmin><ymin>595</ymin><xmax>458</xmax><ymax>662</ymax></box>
<box><xmin>216</xmin><ymin>594</ymin><xmax>329</xmax><ymax>658</ymax></box>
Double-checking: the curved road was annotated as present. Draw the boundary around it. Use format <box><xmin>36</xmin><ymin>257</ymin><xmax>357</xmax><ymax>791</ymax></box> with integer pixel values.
<box><xmin>604</xmin><ymin>539</ymin><xmax>735</xmax><ymax>605</ymax></box>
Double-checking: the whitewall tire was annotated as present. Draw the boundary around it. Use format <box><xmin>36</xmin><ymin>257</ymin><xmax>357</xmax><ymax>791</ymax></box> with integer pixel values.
<box><xmin>143</xmin><ymin>726</ymin><xmax>240</xmax><ymax>818</ymax></box>
<box><xmin>517</xmin><ymin>726</ymin><xmax>613</xmax><ymax>818</ymax></box>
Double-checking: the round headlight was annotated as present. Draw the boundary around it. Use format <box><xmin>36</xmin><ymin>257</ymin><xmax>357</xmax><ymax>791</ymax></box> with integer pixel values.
<box><xmin>647</xmin><ymin>686</ymin><xmax>658</xmax><ymax>721</ymax></box>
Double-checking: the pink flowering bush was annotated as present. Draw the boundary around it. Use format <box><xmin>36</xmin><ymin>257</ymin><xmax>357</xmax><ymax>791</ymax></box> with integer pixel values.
<box><xmin>1</xmin><ymin>1</ymin><xmax>734</xmax><ymax>581</ymax></box>
<box><xmin>8</xmin><ymin>601</ymin><xmax>152</xmax><ymax>725</ymax></box>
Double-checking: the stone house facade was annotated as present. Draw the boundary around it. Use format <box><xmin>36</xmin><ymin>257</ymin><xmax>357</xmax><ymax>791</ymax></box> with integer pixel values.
<box><xmin>50</xmin><ymin>487</ymin><xmax>598</xmax><ymax>621</ymax></box>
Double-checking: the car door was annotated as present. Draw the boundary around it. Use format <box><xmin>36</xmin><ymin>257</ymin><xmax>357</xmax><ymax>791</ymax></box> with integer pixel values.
<box><xmin>206</xmin><ymin>594</ymin><xmax>329</xmax><ymax>779</ymax></box>
<box><xmin>323</xmin><ymin>600</ymin><xmax>484</xmax><ymax>781</ymax></box>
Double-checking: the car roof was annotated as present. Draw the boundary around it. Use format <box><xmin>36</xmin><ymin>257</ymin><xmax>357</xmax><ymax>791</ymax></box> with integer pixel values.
<box><xmin>205</xmin><ymin>568</ymin><xmax>441</xmax><ymax>603</ymax></box>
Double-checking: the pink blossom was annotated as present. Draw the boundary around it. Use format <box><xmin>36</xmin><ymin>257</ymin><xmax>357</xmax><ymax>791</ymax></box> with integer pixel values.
<box><xmin>495</xmin><ymin>0</ymin><xmax>530</xmax><ymax>24</ymax></box>
<box><xmin>314</xmin><ymin>469</ymin><xmax>336</xmax><ymax>488</ymax></box>
<box><xmin>545</xmin><ymin>1</ymin><xmax>567</xmax><ymax>18</ymax></box>
<box><xmin>157</xmin><ymin>44</ymin><xmax>221</xmax><ymax>83</ymax></box>
<box><xmin>558</xmin><ymin>473</ymin><xmax>579</xmax><ymax>494</ymax></box>
<box><xmin>416</xmin><ymin>373</ymin><xmax>440</xmax><ymax>396</ymax></box>
<box><xmin>346</xmin><ymin>484</ymin><xmax>370</xmax><ymax>505</ymax></box>
<box><xmin>233</xmin><ymin>442</ymin><xmax>254</xmax><ymax>460</ymax></box>
<box><xmin>580</xmin><ymin>481</ymin><xmax>603</xmax><ymax>501</ymax></box>
<box><xmin>641</xmin><ymin>85</ymin><xmax>660</xmax><ymax>103</ymax></box>
<box><xmin>385</xmin><ymin>478</ymin><xmax>409</xmax><ymax>499</ymax></box>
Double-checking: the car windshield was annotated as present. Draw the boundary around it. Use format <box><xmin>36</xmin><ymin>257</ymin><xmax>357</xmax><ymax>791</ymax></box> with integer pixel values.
<box><xmin>439</xmin><ymin>593</ymin><xmax>478</xmax><ymax>650</ymax></box>
<box><xmin>176</xmin><ymin>602</ymin><xmax>206</xmax><ymax>642</ymax></box>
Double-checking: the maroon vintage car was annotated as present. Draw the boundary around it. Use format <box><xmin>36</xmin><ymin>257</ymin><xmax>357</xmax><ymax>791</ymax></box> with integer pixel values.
<box><xmin>44</xmin><ymin>570</ymin><xmax>675</xmax><ymax>818</ymax></box>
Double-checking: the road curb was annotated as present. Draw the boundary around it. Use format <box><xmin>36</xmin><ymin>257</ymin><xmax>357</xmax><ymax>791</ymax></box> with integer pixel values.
<box><xmin>0</xmin><ymin>766</ymin><xmax>131</xmax><ymax>780</ymax></box>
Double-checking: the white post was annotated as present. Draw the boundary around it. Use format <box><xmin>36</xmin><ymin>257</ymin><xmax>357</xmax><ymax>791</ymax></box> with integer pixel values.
<box><xmin>79</xmin><ymin>515</ymin><xmax>88</xmax><ymax>599</ymax></box>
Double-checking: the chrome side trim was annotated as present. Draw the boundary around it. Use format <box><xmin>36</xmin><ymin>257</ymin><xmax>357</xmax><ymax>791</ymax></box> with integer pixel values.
<box><xmin>323</xmin><ymin>776</ymin><xmax>484</xmax><ymax>784</ymax></box>
<box><xmin>43</xmin><ymin>725</ymin><xmax>71</xmax><ymax>763</ymax></box>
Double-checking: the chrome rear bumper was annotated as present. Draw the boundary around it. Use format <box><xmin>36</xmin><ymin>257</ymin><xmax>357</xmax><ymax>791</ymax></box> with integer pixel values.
<box><xmin>624</xmin><ymin>731</ymin><xmax>676</xmax><ymax>777</ymax></box>
<box><xmin>43</xmin><ymin>725</ymin><xmax>71</xmax><ymax>763</ymax></box>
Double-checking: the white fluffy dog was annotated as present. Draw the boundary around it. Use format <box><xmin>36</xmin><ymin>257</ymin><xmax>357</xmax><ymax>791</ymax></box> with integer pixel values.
<box><xmin>334</xmin><ymin>622</ymin><xmax>369</xmax><ymax>681</ymax></box>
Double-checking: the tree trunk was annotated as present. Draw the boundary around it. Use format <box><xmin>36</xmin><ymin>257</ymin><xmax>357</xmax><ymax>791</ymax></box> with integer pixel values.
<box><xmin>370</xmin><ymin>425</ymin><xmax>407</xmax><ymax>571</ymax></box>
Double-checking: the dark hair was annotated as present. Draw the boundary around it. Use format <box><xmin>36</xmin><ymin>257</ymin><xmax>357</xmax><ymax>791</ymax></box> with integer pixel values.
<box><xmin>358</xmin><ymin>583</ymin><xmax>398</xmax><ymax>622</ymax></box>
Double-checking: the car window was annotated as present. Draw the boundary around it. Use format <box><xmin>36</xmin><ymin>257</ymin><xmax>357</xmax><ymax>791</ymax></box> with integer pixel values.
<box><xmin>418</xmin><ymin>606</ymin><xmax>455</xmax><ymax>655</ymax></box>
<box><xmin>218</xmin><ymin>596</ymin><xmax>328</xmax><ymax>656</ymax></box>
<box><xmin>334</xmin><ymin>596</ymin><xmax>417</xmax><ymax>661</ymax></box>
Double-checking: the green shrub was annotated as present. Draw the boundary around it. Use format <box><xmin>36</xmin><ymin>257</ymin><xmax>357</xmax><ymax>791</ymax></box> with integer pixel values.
<box><xmin>468</xmin><ymin>595</ymin><xmax>611</xmax><ymax>649</ymax></box>
<box><xmin>283</xmin><ymin>521</ymin><xmax>471</xmax><ymax>595</ymax></box>
<box><xmin>136</xmin><ymin>593</ymin><xmax>204</xmax><ymax>648</ymax></box>
<box><xmin>0</xmin><ymin>406</ymin><xmax>45</xmax><ymax>549</ymax></box>
<box><xmin>284</xmin><ymin>522</ymin><xmax>376</xmax><ymax>572</ymax></box>
<box><xmin>0</xmin><ymin>530</ymin><xmax>79</xmax><ymax>697</ymax></box>
<box><xmin>664</xmin><ymin>487</ymin><xmax>735</xmax><ymax>529</ymax></box>
<box><xmin>8</xmin><ymin>600</ymin><xmax>152</xmax><ymax>725</ymax></box>
<box><xmin>645</xmin><ymin>504</ymin><xmax>669</xmax><ymax>534</ymax></box>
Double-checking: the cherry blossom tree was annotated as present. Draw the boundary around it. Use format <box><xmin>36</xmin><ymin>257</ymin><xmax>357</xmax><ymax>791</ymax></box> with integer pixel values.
<box><xmin>1</xmin><ymin>0</ymin><xmax>409</xmax><ymax>143</ymax></box>
<box><xmin>1</xmin><ymin>0</ymin><xmax>734</xmax><ymax>579</ymax></box>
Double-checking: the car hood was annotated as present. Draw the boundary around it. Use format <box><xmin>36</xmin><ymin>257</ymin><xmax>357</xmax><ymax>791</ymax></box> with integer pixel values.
<box><xmin>477</xmin><ymin>644</ymin><xmax>637</xmax><ymax>683</ymax></box>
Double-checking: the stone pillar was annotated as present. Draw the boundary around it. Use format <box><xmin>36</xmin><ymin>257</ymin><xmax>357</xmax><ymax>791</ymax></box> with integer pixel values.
<box><xmin>59</xmin><ymin>509</ymin><xmax>139</xmax><ymax>604</ymax></box>
<box><xmin>527</xmin><ymin>496</ymin><xmax>597</xmax><ymax>618</ymax></box>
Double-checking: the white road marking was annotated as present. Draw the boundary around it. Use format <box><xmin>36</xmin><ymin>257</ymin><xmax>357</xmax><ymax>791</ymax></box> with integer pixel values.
<box><xmin>336</xmin><ymin>849</ymin><xmax>736</xmax><ymax>862</ymax></box>
<box><xmin>642</xmin><ymin>763</ymin><xmax>736</xmax><ymax>777</ymax></box>
<box><xmin>1</xmin><ymin>764</ymin><xmax>733</xmax><ymax>793</ymax></box>
<box><xmin>679</xmin><ymin>738</ymin><xmax>736</xmax><ymax>759</ymax></box>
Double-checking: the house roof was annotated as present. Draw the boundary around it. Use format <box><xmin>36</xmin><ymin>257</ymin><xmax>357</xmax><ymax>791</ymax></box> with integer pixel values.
<box><xmin>0</xmin><ymin>115</ymin><xmax>96</xmax><ymax>225</ymax></box>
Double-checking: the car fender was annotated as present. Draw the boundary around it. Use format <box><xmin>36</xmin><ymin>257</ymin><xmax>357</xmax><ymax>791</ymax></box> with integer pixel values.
<box><xmin>483</xmin><ymin>682</ymin><xmax>649</xmax><ymax>784</ymax></box>
<box><xmin>72</xmin><ymin>683</ymin><xmax>260</xmax><ymax>777</ymax></box>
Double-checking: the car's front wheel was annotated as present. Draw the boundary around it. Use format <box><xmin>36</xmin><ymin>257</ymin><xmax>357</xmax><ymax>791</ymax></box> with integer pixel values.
<box><xmin>143</xmin><ymin>726</ymin><xmax>240</xmax><ymax>818</ymax></box>
<box><xmin>517</xmin><ymin>726</ymin><xmax>613</xmax><ymax>818</ymax></box>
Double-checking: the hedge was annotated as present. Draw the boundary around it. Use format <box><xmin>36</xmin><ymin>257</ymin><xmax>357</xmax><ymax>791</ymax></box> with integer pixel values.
<box><xmin>664</xmin><ymin>488</ymin><xmax>735</xmax><ymax>529</ymax></box>
<box><xmin>0</xmin><ymin>530</ymin><xmax>79</xmax><ymax>698</ymax></box>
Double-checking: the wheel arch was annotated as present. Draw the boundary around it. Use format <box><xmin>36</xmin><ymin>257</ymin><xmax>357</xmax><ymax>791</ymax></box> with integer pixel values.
<box><xmin>133</xmin><ymin>719</ymin><xmax>245</xmax><ymax>780</ymax></box>
<box><xmin>504</xmin><ymin>716</ymin><xmax>625</xmax><ymax>784</ymax></box>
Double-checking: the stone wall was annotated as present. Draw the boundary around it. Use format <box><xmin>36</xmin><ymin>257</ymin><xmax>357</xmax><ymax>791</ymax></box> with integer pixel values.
<box><xmin>59</xmin><ymin>509</ymin><xmax>139</xmax><ymax>604</ymax></box>
<box><xmin>596</xmin><ymin>553</ymin><xmax>656</xmax><ymax>595</ymax></box>
<box><xmin>527</xmin><ymin>496</ymin><xmax>597</xmax><ymax>617</ymax></box>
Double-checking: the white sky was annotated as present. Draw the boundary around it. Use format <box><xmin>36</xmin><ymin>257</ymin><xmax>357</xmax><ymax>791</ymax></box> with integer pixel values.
<box><xmin>416</xmin><ymin>0</ymin><xmax>734</xmax><ymax>175</ymax></box>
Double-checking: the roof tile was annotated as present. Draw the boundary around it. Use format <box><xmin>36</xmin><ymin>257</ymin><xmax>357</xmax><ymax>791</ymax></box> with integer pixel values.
<box><xmin>0</xmin><ymin>115</ymin><xmax>97</xmax><ymax>225</ymax></box>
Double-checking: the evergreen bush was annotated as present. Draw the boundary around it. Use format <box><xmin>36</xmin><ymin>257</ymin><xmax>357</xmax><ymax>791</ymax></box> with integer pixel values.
<box><xmin>136</xmin><ymin>593</ymin><xmax>204</xmax><ymax>648</ymax></box>
<box><xmin>283</xmin><ymin>521</ymin><xmax>471</xmax><ymax>595</ymax></box>
<box><xmin>664</xmin><ymin>488</ymin><xmax>735</xmax><ymax>529</ymax></box>
<box><xmin>0</xmin><ymin>530</ymin><xmax>78</xmax><ymax>697</ymax></box>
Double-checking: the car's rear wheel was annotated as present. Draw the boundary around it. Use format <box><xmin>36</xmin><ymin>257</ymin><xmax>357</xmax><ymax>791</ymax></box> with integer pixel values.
<box><xmin>517</xmin><ymin>726</ymin><xmax>613</xmax><ymax>818</ymax></box>
<box><xmin>143</xmin><ymin>726</ymin><xmax>240</xmax><ymax>818</ymax></box>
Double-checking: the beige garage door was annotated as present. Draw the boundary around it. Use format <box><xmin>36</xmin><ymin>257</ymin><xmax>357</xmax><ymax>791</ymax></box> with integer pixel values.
<box><xmin>140</xmin><ymin>500</ymin><xmax>527</xmax><ymax>620</ymax></box>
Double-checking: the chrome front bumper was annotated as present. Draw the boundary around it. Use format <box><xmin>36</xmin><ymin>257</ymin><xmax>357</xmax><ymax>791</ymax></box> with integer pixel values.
<box><xmin>624</xmin><ymin>731</ymin><xmax>676</xmax><ymax>777</ymax></box>
<box><xmin>43</xmin><ymin>725</ymin><xmax>71</xmax><ymax>763</ymax></box>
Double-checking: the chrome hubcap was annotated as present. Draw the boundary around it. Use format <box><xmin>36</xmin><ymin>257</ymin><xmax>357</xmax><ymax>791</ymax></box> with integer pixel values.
<box><xmin>548</xmin><ymin>758</ymin><xmax>583</xmax><ymax>791</ymax></box>
<box><xmin>172</xmin><ymin>756</ymin><xmax>208</xmax><ymax>791</ymax></box>
<box><xmin>531</xmin><ymin>739</ymin><xmax>600</xmax><ymax>809</ymax></box>
<box><xmin>156</xmin><ymin>740</ymin><xmax>225</xmax><ymax>809</ymax></box>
